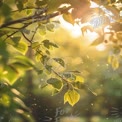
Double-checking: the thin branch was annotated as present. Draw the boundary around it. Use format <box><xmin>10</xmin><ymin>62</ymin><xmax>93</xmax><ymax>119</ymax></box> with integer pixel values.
<box><xmin>21</xmin><ymin>31</ymin><xmax>31</xmax><ymax>43</ymax></box>
<box><xmin>31</xmin><ymin>26</ymin><xmax>39</xmax><ymax>42</ymax></box>
<box><xmin>0</xmin><ymin>6</ymin><xmax>72</xmax><ymax>29</ymax></box>
<box><xmin>11</xmin><ymin>7</ymin><xmax>43</xmax><ymax>13</ymax></box>
<box><xmin>0</xmin><ymin>7</ymin><xmax>47</xmax><ymax>29</ymax></box>
<box><xmin>6</xmin><ymin>26</ymin><xmax>21</xmax><ymax>30</ymax></box>
<box><xmin>52</xmin><ymin>69</ymin><xmax>69</xmax><ymax>83</ymax></box>
<box><xmin>4</xmin><ymin>31</ymin><xmax>19</xmax><ymax>41</ymax></box>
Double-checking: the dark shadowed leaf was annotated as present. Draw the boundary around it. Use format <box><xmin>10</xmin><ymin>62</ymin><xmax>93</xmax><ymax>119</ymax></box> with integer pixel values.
<box><xmin>45</xmin><ymin>65</ymin><xmax>52</xmax><ymax>73</ymax></box>
<box><xmin>53</xmin><ymin>58</ymin><xmax>65</xmax><ymax>67</ymax></box>
<box><xmin>14</xmin><ymin>41</ymin><xmax>28</xmax><ymax>55</ymax></box>
<box><xmin>47</xmin><ymin>78</ymin><xmax>63</xmax><ymax>91</ymax></box>
<box><xmin>42</xmin><ymin>40</ymin><xmax>58</xmax><ymax>49</ymax></box>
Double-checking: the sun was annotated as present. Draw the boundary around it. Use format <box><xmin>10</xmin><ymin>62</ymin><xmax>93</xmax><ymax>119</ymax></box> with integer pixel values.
<box><xmin>59</xmin><ymin>16</ymin><xmax>81</xmax><ymax>38</ymax></box>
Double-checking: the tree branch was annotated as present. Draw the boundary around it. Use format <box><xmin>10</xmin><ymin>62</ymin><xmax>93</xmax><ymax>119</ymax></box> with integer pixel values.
<box><xmin>0</xmin><ymin>6</ymin><xmax>72</xmax><ymax>29</ymax></box>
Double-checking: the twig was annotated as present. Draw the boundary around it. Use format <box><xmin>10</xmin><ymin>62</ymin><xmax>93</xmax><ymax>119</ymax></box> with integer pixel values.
<box><xmin>4</xmin><ymin>31</ymin><xmax>19</xmax><ymax>41</ymax></box>
<box><xmin>30</xmin><ymin>26</ymin><xmax>39</xmax><ymax>42</ymax></box>
<box><xmin>6</xmin><ymin>26</ymin><xmax>20</xmax><ymax>30</ymax></box>
<box><xmin>52</xmin><ymin>69</ymin><xmax>69</xmax><ymax>83</ymax></box>
<box><xmin>21</xmin><ymin>31</ymin><xmax>31</xmax><ymax>43</ymax></box>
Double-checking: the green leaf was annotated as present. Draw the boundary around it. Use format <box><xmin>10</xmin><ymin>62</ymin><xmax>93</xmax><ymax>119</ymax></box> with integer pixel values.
<box><xmin>41</xmin><ymin>55</ymin><xmax>49</xmax><ymax>64</ymax></box>
<box><xmin>63</xmin><ymin>13</ymin><xmax>75</xmax><ymax>25</ymax></box>
<box><xmin>11</xmin><ymin>36</ymin><xmax>21</xmax><ymax>43</ymax></box>
<box><xmin>45</xmin><ymin>65</ymin><xmax>52</xmax><ymax>73</ymax></box>
<box><xmin>46</xmin><ymin>23</ymin><xmax>54</xmax><ymax>32</ymax></box>
<box><xmin>47</xmin><ymin>78</ymin><xmax>63</xmax><ymax>91</ymax></box>
<box><xmin>37</xmin><ymin>70</ymin><xmax>43</xmax><ymax>75</ymax></box>
<box><xmin>1</xmin><ymin>3</ymin><xmax>11</xmax><ymax>16</ymax></box>
<box><xmin>52</xmin><ymin>88</ymin><xmax>60</xmax><ymax>96</ymax></box>
<box><xmin>53</xmin><ymin>58</ymin><xmax>65</xmax><ymax>67</ymax></box>
<box><xmin>26</xmin><ymin>9</ymin><xmax>32</xmax><ymax>15</ymax></box>
<box><xmin>32</xmin><ymin>42</ymin><xmax>40</xmax><ymax>49</ymax></box>
<box><xmin>11</xmin><ymin>62</ymin><xmax>33</xmax><ymax>71</ymax></box>
<box><xmin>42</xmin><ymin>40</ymin><xmax>50</xmax><ymax>48</ymax></box>
<box><xmin>35</xmin><ymin>53</ymin><xmax>42</xmax><ymax>62</ymax></box>
<box><xmin>3</xmin><ymin>65</ymin><xmax>20</xmax><ymax>85</ymax></box>
<box><xmin>91</xmin><ymin>36</ymin><xmax>104</xmax><ymax>46</ymax></box>
<box><xmin>0</xmin><ymin>94</ymin><xmax>10</xmax><ymax>107</ymax></box>
<box><xmin>22</xmin><ymin>29</ymin><xmax>30</xmax><ymax>34</ymax></box>
<box><xmin>7</xmin><ymin>36</ymin><xmax>21</xmax><ymax>46</ymax></box>
<box><xmin>39</xmin><ymin>25</ymin><xmax>46</xmax><ymax>35</ymax></box>
<box><xmin>14</xmin><ymin>41</ymin><xmax>28</xmax><ymax>55</ymax></box>
<box><xmin>45</xmin><ymin>50</ymin><xmax>50</xmax><ymax>55</ymax></box>
<box><xmin>0</xmin><ymin>40</ymin><xmax>9</xmax><ymax>59</ymax></box>
<box><xmin>35</xmin><ymin>0</ymin><xmax>48</xmax><ymax>7</ymax></box>
<box><xmin>42</xmin><ymin>40</ymin><xmax>58</xmax><ymax>49</ymax></box>
<box><xmin>15</xmin><ymin>0</ymin><xmax>24</xmax><ymax>11</ymax></box>
<box><xmin>64</xmin><ymin>90</ymin><xmax>80</xmax><ymax>106</ymax></box>
<box><xmin>15</xmin><ymin>55</ymin><xmax>34</xmax><ymax>67</ymax></box>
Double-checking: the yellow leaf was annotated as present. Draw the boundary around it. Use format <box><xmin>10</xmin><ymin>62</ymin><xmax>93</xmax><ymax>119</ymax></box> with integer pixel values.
<box><xmin>75</xmin><ymin>76</ymin><xmax>84</xmax><ymax>83</ymax></box>
<box><xmin>107</xmin><ymin>55</ymin><xmax>113</xmax><ymax>64</ymax></box>
<box><xmin>112</xmin><ymin>57</ymin><xmax>119</xmax><ymax>70</ymax></box>
<box><xmin>0</xmin><ymin>94</ymin><xmax>10</xmax><ymax>107</ymax></box>
<box><xmin>63</xmin><ymin>13</ymin><xmax>75</xmax><ymax>25</ymax></box>
<box><xmin>64</xmin><ymin>90</ymin><xmax>80</xmax><ymax>106</ymax></box>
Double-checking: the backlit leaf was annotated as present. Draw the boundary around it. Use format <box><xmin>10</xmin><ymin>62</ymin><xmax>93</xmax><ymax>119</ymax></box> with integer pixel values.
<box><xmin>0</xmin><ymin>94</ymin><xmax>10</xmax><ymax>107</ymax></box>
<box><xmin>39</xmin><ymin>25</ymin><xmax>46</xmax><ymax>35</ymax></box>
<box><xmin>64</xmin><ymin>89</ymin><xmax>80</xmax><ymax>106</ymax></box>
<box><xmin>52</xmin><ymin>88</ymin><xmax>60</xmax><ymax>96</ymax></box>
<box><xmin>108</xmin><ymin>55</ymin><xmax>113</xmax><ymax>64</ymax></box>
<box><xmin>63</xmin><ymin>13</ymin><xmax>75</xmax><ymax>25</ymax></box>
<box><xmin>112</xmin><ymin>56</ymin><xmax>119</xmax><ymax>70</ymax></box>
<box><xmin>14</xmin><ymin>41</ymin><xmax>28</xmax><ymax>55</ymax></box>
<box><xmin>46</xmin><ymin>23</ymin><xmax>54</xmax><ymax>32</ymax></box>
<box><xmin>81</xmin><ymin>25</ymin><xmax>94</xmax><ymax>36</ymax></box>
<box><xmin>3</xmin><ymin>65</ymin><xmax>20</xmax><ymax>85</ymax></box>
<box><xmin>75</xmin><ymin>76</ymin><xmax>84</xmax><ymax>83</ymax></box>
<box><xmin>15</xmin><ymin>55</ymin><xmax>34</xmax><ymax>67</ymax></box>
<box><xmin>91</xmin><ymin>36</ymin><xmax>104</xmax><ymax>46</ymax></box>
<box><xmin>11</xmin><ymin>62</ymin><xmax>33</xmax><ymax>71</ymax></box>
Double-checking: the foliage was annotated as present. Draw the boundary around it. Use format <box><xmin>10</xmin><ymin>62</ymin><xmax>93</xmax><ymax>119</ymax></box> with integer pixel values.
<box><xmin>0</xmin><ymin>0</ymin><xmax>122</xmax><ymax>121</ymax></box>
